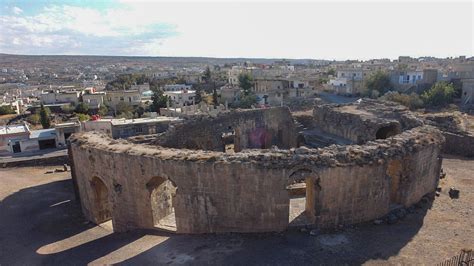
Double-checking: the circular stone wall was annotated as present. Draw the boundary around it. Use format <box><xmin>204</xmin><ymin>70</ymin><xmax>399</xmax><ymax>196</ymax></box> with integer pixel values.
<box><xmin>69</xmin><ymin>103</ymin><xmax>444</xmax><ymax>234</ymax></box>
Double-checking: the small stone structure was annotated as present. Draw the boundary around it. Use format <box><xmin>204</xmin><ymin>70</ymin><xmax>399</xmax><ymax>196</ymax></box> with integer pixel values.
<box><xmin>69</xmin><ymin>101</ymin><xmax>445</xmax><ymax>234</ymax></box>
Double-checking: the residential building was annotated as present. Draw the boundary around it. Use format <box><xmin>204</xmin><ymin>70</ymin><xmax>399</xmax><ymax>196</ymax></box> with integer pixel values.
<box><xmin>0</xmin><ymin>123</ymin><xmax>59</xmax><ymax>154</ymax></box>
<box><xmin>82</xmin><ymin>117</ymin><xmax>181</xmax><ymax>139</ymax></box>
<box><xmin>40</xmin><ymin>90</ymin><xmax>80</xmax><ymax>105</ymax></box>
<box><xmin>227</xmin><ymin>66</ymin><xmax>263</xmax><ymax>86</ymax></box>
<box><xmin>164</xmin><ymin>84</ymin><xmax>192</xmax><ymax>92</ymax></box>
<box><xmin>461</xmin><ymin>79</ymin><xmax>474</xmax><ymax>107</ymax></box>
<box><xmin>390</xmin><ymin>69</ymin><xmax>438</xmax><ymax>92</ymax></box>
<box><xmin>164</xmin><ymin>90</ymin><xmax>196</xmax><ymax>106</ymax></box>
<box><xmin>219</xmin><ymin>85</ymin><xmax>241</xmax><ymax>105</ymax></box>
<box><xmin>130</xmin><ymin>83</ymin><xmax>150</xmax><ymax>93</ymax></box>
<box><xmin>55</xmin><ymin>121</ymin><xmax>81</xmax><ymax>148</ymax></box>
<box><xmin>82</xmin><ymin>88</ymin><xmax>105</xmax><ymax>109</ymax></box>
<box><xmin>253</xmin><ymin>78</ymin><xmax>289</xmax><ymax>105</ymax></box>
<box><xmin>328</xmin><ymin>69</ymin><xmax>365</xmax><ymax>95</ymax></box>
<box><xmin>0</xmin><ymin>123</ymin><xmax>30</xmax><ymax>154</ymax></box>
<box><xmin>163</xmin><ymin>84</ymin><xmax>195</xmax><ymax>106</ymax></box>
<box><xmin>105</xmin><ymin>90</ymin><xmax>141</xmax><ymax>110</ymax></box>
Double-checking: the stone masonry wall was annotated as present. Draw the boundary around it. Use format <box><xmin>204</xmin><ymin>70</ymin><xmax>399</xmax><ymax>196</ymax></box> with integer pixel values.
<box><xmin>153</xmin><ymin>107</ymin><xmax>297</xmax><ymax>151</ymax></box>
<box><xmin>70</xmin><ymin>124</ymin><xmax>444</xmax><ymax>233</ymax></box>
<box><xmin>313</xmin><ymin>99</ymin><xmax>423</xmax><ymax>143</ymax></box>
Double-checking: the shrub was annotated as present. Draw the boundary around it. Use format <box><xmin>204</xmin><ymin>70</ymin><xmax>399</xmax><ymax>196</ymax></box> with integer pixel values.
<box><xmin>61</xmin><ymin>104</ymin><xmax>74</xmax><ymax>114</ymax></box>
<box><xmin>381</xmin><ymin>91</ymin><xmax>424</xmax><ymax>110</ymax></box>
<box><xmin>0</xmin><ymin>105</ymin><xmax>16</xmax><ymax>115</ymax></box>
<box><xmin>75</xmin><ymin>113</ymin><xmax>90</xmax><ymax>121</ymax></box>
<box><xmin>74</xmin><ymin>102</ymin><xmax>89</xmax><ymax>114</ymax></box>
<box><xmin>27</xmin><ymin>113</ymin><xmax>41</xmax><ymax>124</ymax></box>
<box><xmin>421</xmin><ymin>82</ymin><xmax>455</xmax><ymax>107</ymax></box>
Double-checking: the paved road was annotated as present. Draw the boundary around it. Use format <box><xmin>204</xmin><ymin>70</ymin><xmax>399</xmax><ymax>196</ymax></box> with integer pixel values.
<box><xmin>0</xmin><ymin>148</ymin><xmax>67</xmax><ymax>163</ymax></box>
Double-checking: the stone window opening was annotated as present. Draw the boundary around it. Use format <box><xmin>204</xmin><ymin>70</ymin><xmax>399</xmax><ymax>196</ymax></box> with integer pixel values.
<box><xmin>146</xmin><ymin>177</ymin><xmax>178</xmax><ymax>232</ymax></box>
<box><xmin>376</xmin><ymin>124</ymin><xmax>400</xmax><ymax>139</ymax></box>
<box><xmin>90</xmin><ymin>176</ymin><xmax>112</xmax><ymax>225</ymax></box>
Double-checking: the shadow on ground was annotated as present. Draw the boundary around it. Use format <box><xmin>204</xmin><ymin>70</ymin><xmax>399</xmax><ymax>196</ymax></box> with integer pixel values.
<box><xmin>0</xmin><ymin>178</ymin><xmax>434</xmax><ymax>265</ymax></box>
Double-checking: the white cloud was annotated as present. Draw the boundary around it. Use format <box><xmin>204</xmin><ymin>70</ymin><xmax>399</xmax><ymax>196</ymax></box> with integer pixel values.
<box><xmin>12</xmin><ymin>6</ymin><xmax>23</xmax><ymax>15</ymax></box>
<box><xmin>0</xmin><ymin>4</ymin><xmax>176</xmax><ymax>55</ymax></box>
<box><xmin>0</xmin><ymin>1</ymin><xmax>472</xmax><ymax>58</ymax></box>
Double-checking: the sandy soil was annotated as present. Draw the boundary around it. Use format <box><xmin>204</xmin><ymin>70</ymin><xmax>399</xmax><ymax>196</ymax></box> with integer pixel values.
<box><xmin>0</xmin><ymin>156</ymin><xmax>472</xmax><ymax>265</ymax></box>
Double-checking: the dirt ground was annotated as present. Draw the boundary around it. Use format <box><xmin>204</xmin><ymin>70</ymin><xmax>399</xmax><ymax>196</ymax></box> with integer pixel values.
<box><xmin>0</xmin><ymin>156</ymin><xmax>472</xmax><ymax>265</ymax></box>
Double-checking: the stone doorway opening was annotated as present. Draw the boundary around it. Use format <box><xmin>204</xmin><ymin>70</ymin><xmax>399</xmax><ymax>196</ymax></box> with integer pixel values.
<box><xmin>287</xmin><ymin>170</ymin><xmax>314</xmax><ymax>228</ymax></box>
<box><xmin>147</xmin><ymin>177</ymin><xmax>178</xmax><ymax>232</ymax></box>
<box><xmin>90</xmin><ymin>176</ymin><xmax>112</xmax><ymax>225</ymax></box>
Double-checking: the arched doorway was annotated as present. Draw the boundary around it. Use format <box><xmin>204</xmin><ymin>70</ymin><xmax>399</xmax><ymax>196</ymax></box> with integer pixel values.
<box><xmin>376</xmin><ymin>124</ymin><xmax>400</xmax><ymax>139</ymax></box>
<box><xmin>90</xmin><ymin>176</ymin><xmax>111</xmax><ymax>223</ymax></box>
<box><xmin>146</xmin><ymin>176</ymin><xmax>178</xmax><ymax>232</ymax></box>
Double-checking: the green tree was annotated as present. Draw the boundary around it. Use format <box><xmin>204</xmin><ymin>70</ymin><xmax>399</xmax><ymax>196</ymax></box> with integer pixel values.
<box><xmin>327</xmin><ymin>68</ymin><xmax>336</xmax><ymax>76</ymax></box>
<box><xmin>365</xmin><ymin>71</ymin><xmax>392</xmax><ymax>96</ymax></box>
<box><xmin>150</xmin><ymin>88</ymin><xmax>168</xmax><ymax>114</ymax></box>
<box><xmin>98</xmin><ymin>105</ymin><xmax>109</xmax><ymax>116</ymax></box>
<box><xmin>0</xmin><ymin>105</ymin><xmax>16</xmax><ymax>115</ymax></box>
<box><xmin>236</xmin><ymin>94</ymin><xmax>258</xmax><ymax>108</ymax></box>
<box><xmin>74</xmin><ymin>102</ymin><xmax>89</xmax><ymax>114</ymax></box>
<box><xmin>238</xmin><ymin>73</ymin><xmax>253</xmax><ymax>96</ymax></box>
<box><xmin>195</xmin><ymin>89</ymin><xmax>202</xmax><ymax>104</ymax></box>
<box><xmin>203</xmin><ymin>66</ymin><xmax>212</xmax><ymax>83</ymax></box>
<box><xmin>39</xmin><ymin>103</ymin><xmax>51</xmax><ymax>129</ymax></box>
<box><xmin>421</xmin><ymin>82</ymin><xmax>455</xmax><ymax>107</ymax></box>
<box><xmin>212</xmin><ymin>88</ymin><xmax>219</xmax><ymax>106</ymax></box>
<box><xmin>115</xmin><ymin>102</ymin><xmax>133</xmax><ymax>115</ymax></box>
<box><xmin>134</xmin><ymin>106</ymin><xmax>145</xmax><ymax>118</ymax></box>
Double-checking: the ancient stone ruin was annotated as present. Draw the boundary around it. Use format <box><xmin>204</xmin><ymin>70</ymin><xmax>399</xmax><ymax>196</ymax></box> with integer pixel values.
<box><xmin>68</xmin><ymin>99</ymin><xmax>445</xmax><ymax>234</ymax></box>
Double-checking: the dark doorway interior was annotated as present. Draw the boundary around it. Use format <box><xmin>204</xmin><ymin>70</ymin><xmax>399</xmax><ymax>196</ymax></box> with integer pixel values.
<box><xmin>38</xmin><ymin>139</ymin><xmax>56</xmax><ymax>150</ymax></box>
<box><xmin>12</xmin><ymin>141</ymin><xmax>21</xmax><ymax>153</ymax></box>
<box><xmin>376</xmin><ymin>125</ymin><xmax>399</xmax><ymax>139</ymax></box>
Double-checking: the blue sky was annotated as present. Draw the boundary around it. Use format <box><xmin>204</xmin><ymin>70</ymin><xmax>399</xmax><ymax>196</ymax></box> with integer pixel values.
<box><xmin>0</xmin><ymin>0</ymin><xmax>472</xmax><ymax>59</ymax></box>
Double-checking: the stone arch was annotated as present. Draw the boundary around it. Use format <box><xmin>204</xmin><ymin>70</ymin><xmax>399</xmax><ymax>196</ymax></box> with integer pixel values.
<box><xmin>376</xmin><ymin>124</ymin><xmax>400</xmax><ymax>139</ymax></box>
<box><xmin>90</xmin><ymin>176</ymin><xmax>111</xmax><ymax>223</ymax></box>
<box><xmin>146</xmin><ymin>176</ymin><xmax>178</xmax><ymax>232</ymax></box>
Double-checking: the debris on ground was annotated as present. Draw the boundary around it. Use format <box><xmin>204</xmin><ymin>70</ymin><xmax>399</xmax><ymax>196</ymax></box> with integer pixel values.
<box><xmin>309</xmin><ymin>229</ymin><xmax>320</xmax><ymax>236</ymax></box>
<box><xmin>449</xmin><ymin>187</ymin><xmax>460</xmax><ymax>199</ymax></box>
<box><xmin>373</xmin><ymin>219</ymin><xmax>384</xmax><ymax>225</ymax></box>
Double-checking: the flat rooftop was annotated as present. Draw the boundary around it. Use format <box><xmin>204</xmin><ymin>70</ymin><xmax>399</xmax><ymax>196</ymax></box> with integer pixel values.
<box><xmin>0</xmin><ymin>124</ymin><xmax>28</xmax><ymax>135</ymax></box>
<box><xmin>87</xmin><ymin>117</ymin><xmax>181</xmax><ymax>126</ymax></box>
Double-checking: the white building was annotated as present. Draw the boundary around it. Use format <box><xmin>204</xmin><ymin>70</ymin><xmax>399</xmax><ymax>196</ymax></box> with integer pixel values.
<box><xmin>164</xmin><ymin>84</ymin><xmax>192</xmax><ymax>92</ymax></box>
<box><xmin>40</xmin><ymin>90</ymin><xmax>81</xmax><ymax>105</ymax></box>
<box><xmin>164</xmin><ymin>90</ymin><xmax>196</xmax><ymax>106</ymax></box>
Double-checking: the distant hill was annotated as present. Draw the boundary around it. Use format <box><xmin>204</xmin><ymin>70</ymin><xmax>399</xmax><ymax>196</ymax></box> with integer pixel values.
<box><xmin>0</xmin><ymin>53</ymin><xmax>327</xmax><ymax>66</ymax></box>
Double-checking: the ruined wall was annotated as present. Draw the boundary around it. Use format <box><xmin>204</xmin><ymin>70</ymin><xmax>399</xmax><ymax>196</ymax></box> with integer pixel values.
<box><xmin>70</xmin><ymin>138</ymin><xmax>289</xmax><ymax>233</ymax></box>
<box><xmin>313</xmin><ymin>100</ymin><xmax>422</xmax><ymax>143</ymax></box>
<box><xmin>70</xmin><ymin>124</ymin><xmax>443</xmax><ymax>233</ymax></box>
<box><xmin>153</xmin><ymin>107</ymin><xmax>297</xmax><ymax>151</ymax></box>
<box><xmin>442</xmin><ymin>132</ymin><xmax>474</xmax><ymax>157</ymax></box>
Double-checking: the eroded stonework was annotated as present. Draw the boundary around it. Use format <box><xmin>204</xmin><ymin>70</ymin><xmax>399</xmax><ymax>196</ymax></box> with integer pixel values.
<box><xmin>69</xmin><ymin>102</ymin><xmax>445</xmax><ymax>234</ymax></box>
